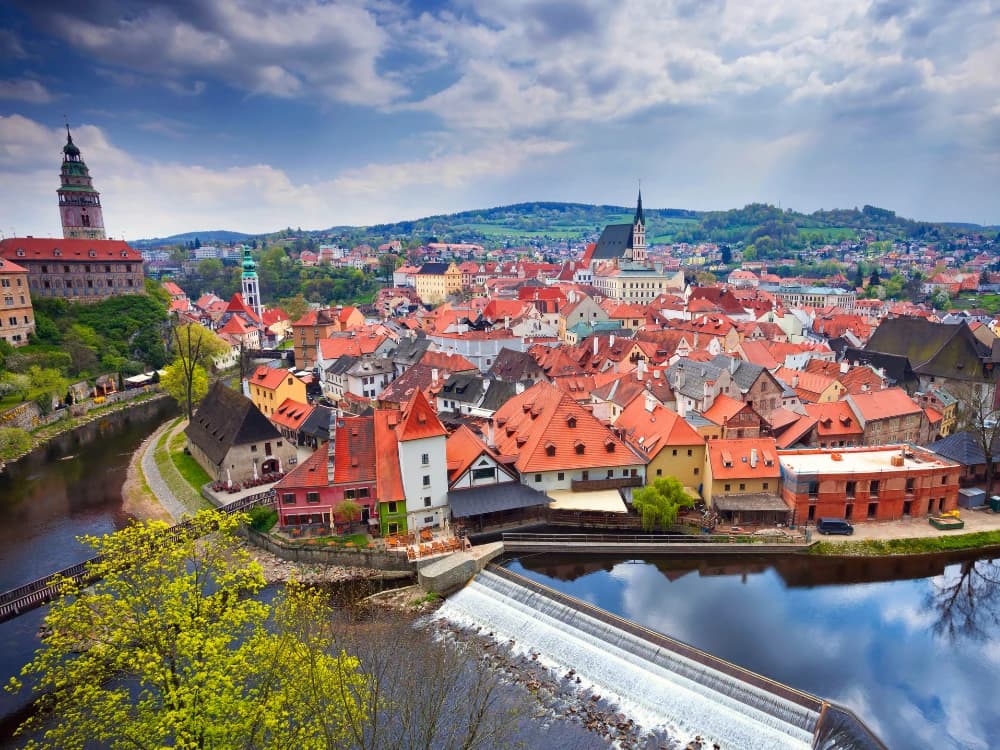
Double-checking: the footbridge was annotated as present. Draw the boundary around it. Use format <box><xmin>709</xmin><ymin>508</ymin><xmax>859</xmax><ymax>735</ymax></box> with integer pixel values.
<box><xmin>0</xmin><ymin>490</ymin><xmax>275</xmax><ymax>624</ymax></box>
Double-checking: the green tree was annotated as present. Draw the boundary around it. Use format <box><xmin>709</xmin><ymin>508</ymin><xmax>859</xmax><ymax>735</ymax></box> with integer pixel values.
<box><xmin>632</xmin><ymin>476</ymin><xmax>695</xmax><ymax>531</ymax></box>
<box><xmin>277</xmin><ymin>293</ymin><xmax>310</xmax><ymax>323</ymax></box>
<box><xmin>869</xmin><ymin>268</ymin><xmax>882</xmax><ymax>287</ymax></box>
<box><xmin>7</xmin><ymin>511</ymin><xmax>368</xmax><ymax>750</ymax></box>
<box><xmin>27</xmin><ymin>366</ymin><xmax>68</xmax><ymax>415</ymax></box>
<box><xmin>160</xmin><ymin>357</ymin><xmax>208</xmax><ymax>419</ymax></box>
<box><xmin>168</xmin><ymin>323</ymin><xmax>228</xmax><ymax>420</ymax></box>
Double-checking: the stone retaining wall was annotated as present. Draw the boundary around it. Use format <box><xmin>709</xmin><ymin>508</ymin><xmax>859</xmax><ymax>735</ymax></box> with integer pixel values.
<box><xmin>242</xmin><ymin>527</ymin><xmax>416</xmax><ymax>572</ymax></box>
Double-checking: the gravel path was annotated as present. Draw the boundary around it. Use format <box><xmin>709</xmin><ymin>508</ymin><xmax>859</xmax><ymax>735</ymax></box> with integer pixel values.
<box><xmin>139</xmin><ymin>419</ymin><xmax>189</xmax><ymax>523</ymax></box>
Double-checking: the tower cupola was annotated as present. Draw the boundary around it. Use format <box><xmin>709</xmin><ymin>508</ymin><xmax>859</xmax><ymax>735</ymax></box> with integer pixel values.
<box><xmin>57</xmin><ymin>125</ymin><xmax>106</xmax><ymax>241</ymax></box>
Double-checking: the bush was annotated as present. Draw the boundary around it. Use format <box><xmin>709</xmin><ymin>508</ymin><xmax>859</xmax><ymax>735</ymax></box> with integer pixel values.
<box><xmin>0</xmin><ymin>427</ymin><xmax>33</xmax><ymax>460</ymax></box>
<box><xmin>249</xmin><ymin>506</ymin><xmax>278</xmax><ymax>532</ymax></box>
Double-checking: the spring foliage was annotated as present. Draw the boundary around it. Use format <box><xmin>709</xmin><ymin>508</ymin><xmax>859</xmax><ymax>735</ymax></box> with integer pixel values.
<box><xmin>632</xmin><ymin>476</ymin><xmax>696</xmax><ymax>531</ymax></box>
<box><xmin>7</xmin><ymin>510</ymin><xmax>367</xmax><ymax>750</ymax></box>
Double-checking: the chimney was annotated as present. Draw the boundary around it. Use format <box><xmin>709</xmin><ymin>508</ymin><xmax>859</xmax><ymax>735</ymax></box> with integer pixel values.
<box><xmin>327</xmin><ymin>407</ymin><xmax>339</xmax><ymax>485</ymax></box>
<box><xmin>610</xmin><ymin>334</ymin><xmax>616</xmax><ymax>347</ymax></box>
<box><xmin>505</xmin><ymin>315</ymin><xmax>510</xmax><ymax>329</ymax></box>
<box><xmin>653</xmin><ymin>369</ymin><xmax>661</xmax><ymax>379</ymax></box>
<box><xmin>431</xmin><ymin>367</ymin><xmax>439</xmax><ymax>384</ymax></box>
<box><xmin>792</xmin><ymin>375</ymin><xmax>799</xmax><ymax>389</ymax></box>
<box><xmin>593</xmin><ymin>337</ymin><xmax>599</xmax><ymax>356</ymax></box>
<box><xmin>840</xmin><ymin>360</ymin><xmax>849</xmax><ymax>374</ymax></box>
<box><xmin>636</xmin><ymin>359</ymin><xmax>646</xmax><ymax>381</ymax></box>
<box><xmin>730</xmin><ymin>357</ymin><xmax>738</xmax><ymax>375</ymax></box>
<box><xmin>750</xmin><ymin>448</ymin><xmax>758</xmax><ymax>468</ymax></box>
<box><xmin>644</xmin><ymin>392</ymin><xmax>657</xmax><ymax>413</ymax></box>
<box><xmin>515</xmin><ymin>381</ymin><xmax>526</xmax><ymax>395</ymax></box>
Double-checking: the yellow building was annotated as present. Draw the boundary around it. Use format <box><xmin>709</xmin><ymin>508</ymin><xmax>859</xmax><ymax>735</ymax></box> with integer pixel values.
<box><xmin>246</xmin><ymin>365</ymin><xmax>306</xmax><ymax>417</ymax></box>
<box><xmin>414</xmin><ymin>262</ymin><xmax>462</xmax><ymax>305</ymax></box>
<box><xmin>617</xmin><ymin>397</ymin><xmax>706</xmax><ymax>497</ymax></box>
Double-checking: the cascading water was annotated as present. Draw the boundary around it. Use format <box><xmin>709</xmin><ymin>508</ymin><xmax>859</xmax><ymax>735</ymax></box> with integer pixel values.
<box><xmin>436</xmin><ymin>568</ymin><xmax>821</xmax><ymax>750</ymax></box>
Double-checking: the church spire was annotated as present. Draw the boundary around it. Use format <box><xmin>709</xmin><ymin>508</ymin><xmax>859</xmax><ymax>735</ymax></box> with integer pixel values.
<box><xmin>58</xmin><ymin>124</ymin><xmax>106</xmax><ymax>240</ymax></box>
<box><xmin>634</xmin><ymin>188</ymin><xmax>644</xmax><ymax>226</ymax></box>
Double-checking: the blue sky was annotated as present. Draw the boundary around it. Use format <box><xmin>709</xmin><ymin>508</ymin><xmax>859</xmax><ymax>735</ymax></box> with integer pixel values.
<box><xmin>1</xmin><ymin>0</ymin><xmax>998</xmax><ymax>239</ymax></box>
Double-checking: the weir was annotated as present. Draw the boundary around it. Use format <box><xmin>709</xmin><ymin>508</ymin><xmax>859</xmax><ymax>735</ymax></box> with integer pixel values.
<box><xmin>436</xmin><ymin>565</ymin><xmax>887</xmax><ymax>750</ymax></box>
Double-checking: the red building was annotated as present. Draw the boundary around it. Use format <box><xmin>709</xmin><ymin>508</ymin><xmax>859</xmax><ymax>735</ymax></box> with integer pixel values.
<box><xmin>778</xmin><ymin>445</ymin><xmax>961</xmax><ymax>525</ymax></box>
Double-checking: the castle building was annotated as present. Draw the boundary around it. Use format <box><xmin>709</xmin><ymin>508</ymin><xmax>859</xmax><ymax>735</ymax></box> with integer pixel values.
<box><xmin>0</xmin><ymin>127</ymin><xmax>145</xmax><ymax>302</ymax></box>
<box><xmin>58</xmin><ymin>127</ymin><xmax>106</xmax><ymax>240</ymax></box>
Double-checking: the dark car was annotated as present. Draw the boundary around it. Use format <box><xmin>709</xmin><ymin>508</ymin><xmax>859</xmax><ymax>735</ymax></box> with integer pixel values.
<box><xmin>817</xmin><ymin>517</ymin><xmax>854</xmax><ymax>535</ymax></box>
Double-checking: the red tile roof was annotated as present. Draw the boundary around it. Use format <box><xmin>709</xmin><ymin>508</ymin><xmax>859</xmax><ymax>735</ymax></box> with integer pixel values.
<box><xmin>373</xmin><ymin>410</ymin><xmax>405</xmax><ymax>503</ymax></box>
<box><xmin>396</xmin><ymin>390</ymin><xmax>448</xmax><ymax>442</ymax></box>
<box><xmin>270</xmin><ymin>398</ymin><xmax>315</xmax><ymax>431</ymax></box>
<box><xmin>616</xmin><ymin>397</ymin><xmax>703</xmax><ymax>459</ymax></box>
<box><xmin>274</xmin><ymin>444</ymin><xmax>329</xmax><ymax>490</ymax></box>
<box><xmin>804</xmin><ymin>401</ymin><xmax>863</xmax><ymax>439</ymax></box>
<box><xmin>492</xmin><ymin>381</ymin><xmax>642</xmax><ymax>473</ymax></box>
<box><xmin>707</xmin><ymin>438</ymin><xmax>781</xmax><ymax>480</ymax></box>
<box><xmin>419</xmin><ymin>349</ymin><xmax>477</xmax><ymax>373</ymax></box>
<box><xmin>445</xmin><ymin>424</ymin><xmax>515</xmax><ymax>484</ymax></box>
<box><xmin>333</xmin><ymin>416</ymin><xmax>377</xmax><ymax>484</ymax></box>
<box><xmin>250</xmin><ymin>365</ymin><xmax>296</xmax><ymax>391</ymax></box>
<box><xmin>0</xmin><ymin>257</ymin><xmax>28</xmax><ymax>273</ymax></box>
<box><xmin>225</xmin><ymin>292</ymin><xmax>261</xmax><ymax>324</ymax></box>
<box><xmin>0</xmin><ymin>237</ymin><xmax>142</xmax><ymax>261</ymax></box>
<box><xmin>217</xmin><ymin>315</ymin><xmax>255</xmax><ymax>335</ymax></box>
<box><xmin>702</xmin><ymin>394</ymin><xmax>752</xmax><ymax>426</ymax></box>
<box><xmin>848</xmin><ymin>388</ymin><xmax>922</xmax><ymax>421</ymax></box>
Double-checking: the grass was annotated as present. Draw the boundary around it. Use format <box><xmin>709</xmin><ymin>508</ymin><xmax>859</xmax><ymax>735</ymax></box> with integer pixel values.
<box><xmin>168</xmin><ymin>430</ymin><xmax>212</xmax><ymax>489</ymax></box>
<box><xmin>153</xmin><ymin>419</ymin><xmax>212</xmax><ymax>515</ymax></box>
<box><xmin>410</xmin><ymin>592</ymin><xmax>441</xmax><ymax>607</ymax></box>
<box><xmin>297</xmin><ymin>532</ymin><xmax>371</xmax><ymax>548</ymax></box>
<box><xmin>810</xmin><ymin>530</ymin><xmax>1000</xmax><ymax>556</ymax></box>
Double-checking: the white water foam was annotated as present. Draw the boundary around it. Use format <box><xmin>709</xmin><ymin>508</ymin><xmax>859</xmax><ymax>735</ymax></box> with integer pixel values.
<box><xmin>435</xmin><ymin>570</ymin><xmax>819</xmax><ymax>750</ymax></box>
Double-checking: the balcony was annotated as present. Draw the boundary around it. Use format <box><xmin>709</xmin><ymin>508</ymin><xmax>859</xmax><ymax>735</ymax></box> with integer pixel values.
<box><xmin>571</xmin><ymin>476</ymin><xmax>643</xmax><ymax>492</ymax></box>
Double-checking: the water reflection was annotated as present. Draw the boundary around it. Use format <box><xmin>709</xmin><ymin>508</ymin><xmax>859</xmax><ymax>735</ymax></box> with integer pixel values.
<box><xmin>927</xmin><ymin>558</ymin><xmax>1000</xmax><ymax>642</ymax></box>
<box><xmin>508</xmin><ymin>552</ymin><xmax>1000</xmax><ymax>750</ymax></box>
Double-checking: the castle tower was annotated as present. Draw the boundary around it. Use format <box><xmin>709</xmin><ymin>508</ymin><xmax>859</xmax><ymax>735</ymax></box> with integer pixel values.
<box><xmin>58</xmin><ymin>126</ymin><xmax>106</xmax><ymax>240</ymax></box>
<box><xmin>631</xmin><ymin>189</ymin><xmax>646</xmax><ymax>264</ymax></box>
<box><xmin>240</xmin><ymin>246</ymin><xmax>263</xmax><ymax>319</ymax></box>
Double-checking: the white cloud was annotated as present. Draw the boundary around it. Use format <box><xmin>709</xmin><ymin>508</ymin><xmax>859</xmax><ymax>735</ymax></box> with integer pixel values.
<box><xmin>0</xmin><ymin>78</ymin><xmax>54</xmax><ymax>103</ymax></box>
<box><xmin>0</xmin><ymin>115</ymin><xmax>570</xmax><ymax>237</ymax></box>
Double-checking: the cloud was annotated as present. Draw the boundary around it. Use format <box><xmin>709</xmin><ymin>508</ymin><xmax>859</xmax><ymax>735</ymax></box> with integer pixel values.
<box><xmin>0</xmin><ymin>114</ymin><xmax>570</xmax><ymax>237</ymax></box>
<box><xmin>0</xmin><ymin>78</ymin><xmax>54</xmax><ymax>103</ymax></box>
<box><xmin>19</xmin><ymin>0</ymin><xmax>403</xmax><ymax>106</ymax></box>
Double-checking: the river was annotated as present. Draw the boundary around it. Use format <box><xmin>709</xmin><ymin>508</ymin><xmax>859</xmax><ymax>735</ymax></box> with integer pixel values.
<box><xmin>508</xmin><ymin>551</ymin><xmax>1000</xmax><ymax>750</ymax></box>
<box><xmin>0</xmin><ymin>397</ymin><xmax>177</xmax><ymax>739</ymax></box>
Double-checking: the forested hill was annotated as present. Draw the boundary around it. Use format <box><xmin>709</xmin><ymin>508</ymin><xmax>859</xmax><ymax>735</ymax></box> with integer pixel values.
<box><xmin>135</xmin><ymin>202</ymin><xmax>998</xmax><ymax>250</ymax></box>
<box><xmin>327</xmin><ymin>201</ymin><xmax>998</xmax><ymax>249</ymax></box>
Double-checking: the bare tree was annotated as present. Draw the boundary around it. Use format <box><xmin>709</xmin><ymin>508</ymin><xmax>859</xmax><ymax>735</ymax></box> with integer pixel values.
<box><xmin>950</xmin><ymin>380</ymin><xmax>1000</xmax><ymax>494</ymax></box>
<box><xmin>926</xmin><ymin>558</ymin><xmax>1000</xmax><ymax>641</ymax></box>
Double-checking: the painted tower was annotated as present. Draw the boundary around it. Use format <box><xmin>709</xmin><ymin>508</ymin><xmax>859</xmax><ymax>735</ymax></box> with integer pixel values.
<box><xmin>58</xmin><ymin>127</ymin><xmax>106</xmax><ymax>240</ymax></box>
<box><xmin>240</xmin><ymin>246</ymin><xmax>263</xmax><ymax>319</ymax></box>
<box><xmin>630</xmin><ymin>189</ymin><xmax>646</xmax><ymax>264</ymax></box>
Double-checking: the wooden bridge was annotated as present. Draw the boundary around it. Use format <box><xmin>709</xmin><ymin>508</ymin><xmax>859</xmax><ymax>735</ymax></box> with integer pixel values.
<box><xmin>0</xmin><ymin>490</ymin><xmax>275</xmax><ymax>624</ymax></box>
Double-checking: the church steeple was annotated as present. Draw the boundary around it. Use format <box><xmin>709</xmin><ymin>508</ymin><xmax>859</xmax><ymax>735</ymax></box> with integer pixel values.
<box><xmin>58</xmin><ymin>125</ymin><xmax>106</xmax><ymax>240</ymax></box>
<box><xmin>240</xmin><ymin>246</ymin><xmax>263</xmax><ymax>319</ymax></box>
<box><xmin>630</xmin><ymin>188</ymin><xmax>646</xmax><ymax>264</ymax></box>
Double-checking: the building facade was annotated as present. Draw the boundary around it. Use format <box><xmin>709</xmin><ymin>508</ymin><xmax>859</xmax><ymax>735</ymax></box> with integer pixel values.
<box><xmin>0</xmin><ymin>237</ymin><xmax>145</xmax><ymax>302</ymax></box>
<box><xmin>0</xmin><ymin>257</ymin><xmax>34</xmax><ymax>346</ymax></box>
<box><xmin>779</xmin><ymin>445</ymin><xmax>960</xmax><ymax>524</ymax></box>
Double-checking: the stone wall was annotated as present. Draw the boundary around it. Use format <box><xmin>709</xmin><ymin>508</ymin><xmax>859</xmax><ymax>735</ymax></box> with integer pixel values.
<box><xmin>242</xmin><ymin>527</ymin><xmax>416</xmax><ymax>572</ymax></box>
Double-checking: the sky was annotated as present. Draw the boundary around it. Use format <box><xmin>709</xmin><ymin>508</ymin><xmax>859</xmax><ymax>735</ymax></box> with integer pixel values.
<box><xmin>0</xmin><ymin>0</ymin><xmax>998</xmax><ymax>240</ymax></box>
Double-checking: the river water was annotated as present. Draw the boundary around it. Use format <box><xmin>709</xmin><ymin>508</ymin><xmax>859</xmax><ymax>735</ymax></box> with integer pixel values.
<box><xmin>508</xmin><ymin>551</ymin><xmax>1000</xmax><ymax>750</ymax></box>
<box><xmin>0</xmin><ymin>397</ymin><xmax>177</xmax><ymax>738</ymax></box>
<box><xmin>1</xmin><ymin>404</ymin><xmax>997</xmax><ymax>749</ymax></box>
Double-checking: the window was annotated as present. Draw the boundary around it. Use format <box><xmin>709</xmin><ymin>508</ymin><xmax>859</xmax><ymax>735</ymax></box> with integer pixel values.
<box><xmin>693</xmin><ymin>467</ymin><xmax>699</xmax><ymax>475</ymax></box>
<box><xmin>762</xmin><ymin>482</ymin><xmax>769</xmax><ymax>490</ymax></box>
<box><xmin>282</xmin><ymin>493</ymin><xmax>296</xmax><ymax>505</ymax></box>
<box><xmin>424</xmin><ymin>516</ymin><xmax>434</xmax><ymax>524</ymax></box>
<box><xmin>607</xmin><ymin>469</ymin><xmax>613</xmax><ymax>478</ymax></box>
<box><xmin>423</xmin><ymin>497</ymin><xmax>432</xmax><ymax>508</ymax></box>
<box><xmin>534</xmin><ymin>474</ymin><xmax>542</xmax><ymax>482</ymax></box>
<box><xmin>870</xmin><ymin>480</ymin><xmax>880</xmax><ymax>496</ymax></box>
<box><xmin>387</xmin><ymin>501</ymin><xmax>398</xmax><ymax>514</ymax></box>
<box><xmin>656</xmin><ymin>468</ymin><xmax>662</xmax><ymax>476</ymax></box>
<box><xmin>422</xmin><ymin>474</ymin><xmax>430</xmax><ymax>487</ymax></box>
<box><xmin>471</xmin><ymin>467</ymin><xmax>495</xmax><ymax>481</ymax></box>
<box><xmin>672</xmin><ymin>449</ymin><xmax>677</xmax><ymax>456</ymax></box>
<box><xmin>739</xmin><ymin>483</ymin><xmax>746</xmax><ymax>491</ymax></box>
<box><xmin>687</xmin><ymin>449</ymin><xmax>693</xmax><ymax>456</ymax></box>
<box><xmin>358</xmin><ymin>488</ymin><xmax>369</xmax><ymax>498</ymax></box>
<box><xmin>250</xmin><ymin>444</ymin><xmax>257</xmax><ymax>452</ymax></box>
<box><xmin>557</xmin><ymin>472</ymin><xmax>565</xmax><ymax>481</ymax></box>
<box><xmin>846</xmin><ymin>480</ymin><xmax>856</xmax><ymax>498</ymax></box>
<box><xmin>344</xmin><ymin>489</ymin><xmax>356</xmax><ymax>499</ymax></box>
<box><xmin>724</xmin><ymin>483</ymin><xmax>731</xmax><ymax>492</ymax></box>
<box><xmin>808</xmin><ymin>480</ymin><xmax>819</xmax><ymax>498</ymax></box>
<box><xmin>941</xmin><ymin>475</ymin><xmax>947</xmax><ymax>485</ymax></box>
<box><xmin>306</xmin><ymin>492</ymin><xmax>320</xmax><ymax>504</ymax></box>
<box><xmin>906</xmin><ymin>478</ymin><xmax>915</xmax><ymax>494</ymax></box>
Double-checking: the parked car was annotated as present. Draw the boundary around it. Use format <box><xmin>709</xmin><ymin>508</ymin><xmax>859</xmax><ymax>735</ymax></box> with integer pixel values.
<box><xmin>817</xmin><ymin>518</ymin><xmax>854</xmax><ymax>535</ymax></box>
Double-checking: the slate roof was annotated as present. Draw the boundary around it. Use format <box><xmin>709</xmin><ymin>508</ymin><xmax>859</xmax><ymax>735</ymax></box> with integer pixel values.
<box><xmin>864</xmin><ymin>318</ymin><xmax>993</xmax><ymax>381</ymax></box>
<box><xmin>590</xmin><ymin>223</ymin><xmax>634</xmax><ymax>262</ymax></box>
<box><xmin>185</xmin><ymin>381</ymin><xmax>281</xmax><ymax>466</ymax></box>
<box><xmin>299</xmin><ymin>404</ymin><xmax>335</xmax><ymax>441</ymax></box>
<box><xmin>391</xmin><ymin>336</ymin><xmax>432</xmax><ymax>369</ymax></box>
<box><xmin>448</xmin><ymin>483</ymin><xmax>550</xmax><ymax>519</ymax></box>
<box><xmin>710</xmin><ymin>355</ymin><xmax>765</xmax><ymax>392</ymax></box>
<box><xmin>439</xmin><ymin>372</ymin><xmax>486</xmax><ymax>406</ymax></box>
<box><xmin>928</xmin><ymin>431</ymin><xmax>1000</xmax><ymax>466</ymax></box>
<box><xmin>666</xmin><ymin>359</ymin><xmax>726</xmax><ymax>401</ymax></box>
<box><xmin>487</xmin><ymin>347</ymin><xmax>546</xmax><ymax>382</ymax></box>
<box><xmin>479</xmin><ymin>380</ymin><xmax>518</xmax><ymax>412</ymax></box>
<box><xmin>417</xmin><ymin>262</ymin><xmax>451</xmax><ymax>275</ymax></box>
<box><xmin>842</xmin><ymin>348</ymin><xmax>917</xmax><ymax>388</ymax></box>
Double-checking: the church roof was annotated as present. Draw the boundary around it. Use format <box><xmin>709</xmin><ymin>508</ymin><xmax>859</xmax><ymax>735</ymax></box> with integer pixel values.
<box><xmin>590</xmin><ymin>223</ymin><xmax>634</xmax><ymax>262</ymax></box>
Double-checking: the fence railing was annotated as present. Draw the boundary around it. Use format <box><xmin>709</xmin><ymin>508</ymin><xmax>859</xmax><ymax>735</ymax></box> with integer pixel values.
<box><xmin>0</xmin><ymin>489</ymin><xmax>275</xmax><ymax>623</ymax></box>
<box><xmin>502</xmin><ymin>531</ymin><xmax>805</xmax><ymax>545</ymax></box>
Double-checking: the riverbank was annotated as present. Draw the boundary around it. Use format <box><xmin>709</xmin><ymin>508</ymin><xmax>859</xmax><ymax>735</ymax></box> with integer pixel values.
<box><xmin>808</xmin><ymin>506</ymin><xmax>1000</xmax><ymax>556</ymax></box>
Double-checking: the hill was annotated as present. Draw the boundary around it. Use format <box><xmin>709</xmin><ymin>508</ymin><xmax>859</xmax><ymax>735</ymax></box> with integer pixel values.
<box><xmin>132</xmin><ymin>230</ymin><xmax>254</xmax><ymax>248</ymax></box>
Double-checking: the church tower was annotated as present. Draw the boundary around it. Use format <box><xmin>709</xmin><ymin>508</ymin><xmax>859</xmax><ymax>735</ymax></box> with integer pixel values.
<box><xmin>240</xmin><ymin>246</ymin><xmax>263</xmax><ymax>319</ymax></box>
<box><xmin>58</xmin><ymin>126</ymin><xmax>106</xmax><ymax>240</ymax></box>
<box><xmin>630</xmin><ymin>189</ymin><xmax>646</xmax><ymax>264</ymax></box>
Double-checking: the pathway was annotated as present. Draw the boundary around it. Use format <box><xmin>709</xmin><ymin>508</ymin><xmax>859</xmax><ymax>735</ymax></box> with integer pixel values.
<box><xmin>139</xmin><ymin>419</ymin><xmax>190</xmax><ymax>523</ymax></box>
<box><xmin>815</xmin><ymin>506</ymin><xmax>1000</xmax><ymax>542</ymax></box>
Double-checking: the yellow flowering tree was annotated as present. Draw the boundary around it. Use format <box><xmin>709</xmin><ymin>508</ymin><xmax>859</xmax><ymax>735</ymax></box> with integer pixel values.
<box><xmin>7</xmin><ymin>510</ymin><xmax>367</xmax><ymax>750</ymax></box>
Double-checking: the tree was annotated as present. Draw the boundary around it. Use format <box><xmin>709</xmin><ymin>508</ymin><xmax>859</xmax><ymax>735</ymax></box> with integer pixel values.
<box><xmin>168</xmin><ymin>323</ymin><xmax>228</xmax><ymax>420</ymax></box>
<box><xmin>337</xmin><ymin>500</ymin><xmax>362</xmax><ymax>532</ymax></box>
<box><xmin>7</xmin><ymin>511</ymin><xmax>368</xmax><ymax>750</ymax></box>
<box><xmin>926</xmin><ymin>559</ymin><xmax>1000</xmax><ymax>641</ymax></box>
<box><xmin>160</xmin><ymin>357</ymin><xmax>208</xmax><ymax>419</ymax></box>
<box><xmin>951</xmin><ymin>381</ymin><xmax>1000</xmax><ymax>495</ymax></box>
<box><xmin>695</xmin><ymin>271</ymin><xmax>717</xmax><ymax>286</ymax></box>
<box><xmin>631</xmin><ymin>476</ymin><xmax>696</xmax><ymax>531</ymax></box>
<box><xmin>868</xmin><ymin>267</ymin><xmax>881</xmax><ymax>287</ymax></box>
<box><xmin>278</xmin><ymin>293</ymin><xmax>310</xmax><ymax>323</ymax></box>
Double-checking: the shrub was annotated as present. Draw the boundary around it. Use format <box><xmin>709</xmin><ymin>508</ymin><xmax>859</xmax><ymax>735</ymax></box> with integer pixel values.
<box><xmin>0</xmin><ymin>427</ymin><xmax>33</xmax><ymax>461</ymax></box>
<box><xmin>249</xmin><ymin>506</ymin><xmax>278</xmax><ymax>532</ymax></box>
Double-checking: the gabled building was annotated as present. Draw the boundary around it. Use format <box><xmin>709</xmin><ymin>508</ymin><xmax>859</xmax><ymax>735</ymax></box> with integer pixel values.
<box><xmin>703</xmin><ymin>438</ymin><xmax>788</xmax><ymax>525</ymax></box>
<box><xmin>0</xmin><ymin>257</ymin><xmax>34</xmax><ymax>346</ymax></box>
<box><xmin>246</xmin><ymin>365</ymin><xmax>307</xmax><ymax>417</ymax></box>
<box><xmin>701</xmin><ymin>394</ymin><xmax>763</xmax><ymax>439</ymax></box>
<box><xmin>616</xmin><ymin>395</ymin><xmax>705</xmax><ymax>493</ymax></box>
<box><xmin>414</xmin><ymin>262</ymin><xmax>462</xmax><ymax>305</ymax></box>
<box><xmin>185</xmin><ymin>381</ymin><xmax>297</xmax><ymax>483</ymax></box>
<box><xmin>492</xmin><ymin>381</ymin><xmax>645</xmax><ymax>493</ymax></box>
<box><xmin>589</xmin><ymin>362</ymin><xmax>675</xmax><ymax>423</ymax></box>
<box><xmin>845</xmin><ymin>388</ymin><xmax>929</xmax><ymax>446</ymax></box>
<box><xmin>394</xmin><ymin>391</ymin><xmax>450</xmax><ymax>531</ymax></box>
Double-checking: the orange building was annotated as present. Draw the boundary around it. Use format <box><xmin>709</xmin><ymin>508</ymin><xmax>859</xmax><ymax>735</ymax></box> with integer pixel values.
<box><xmin>778</xmin><ymin>445</ymin><xmax>960</xmax><ymax>525</ymax></box>
<box><xmin>0</xmin><ymin>256</ymin><xmax>34</xmax><ymax>346</ymax></box>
